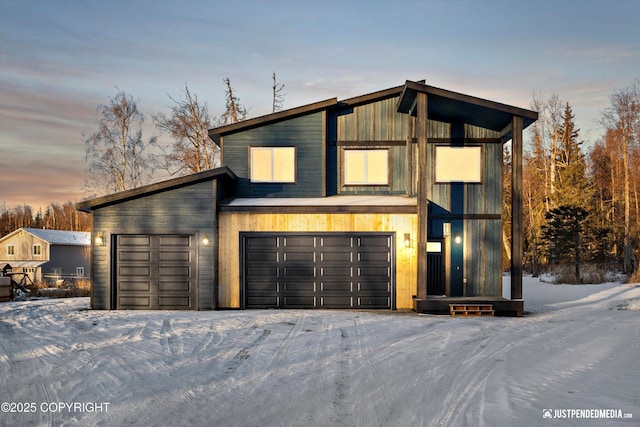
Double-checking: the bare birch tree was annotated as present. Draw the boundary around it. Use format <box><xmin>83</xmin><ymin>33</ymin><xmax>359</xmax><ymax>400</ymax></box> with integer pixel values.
<box><xmin>84</xmin><ymin>90</ymin><xmax>157</xmax><ymax>194</ymax></box>
<box><xmin>602</xmin><ymin>80</ymin><xmax>640</xmax><ymax>274</ymax></box>
<box><xmin>153</xmin><ymin>84</ymin><xmax>219</xmax><ymax>174</ymax></box>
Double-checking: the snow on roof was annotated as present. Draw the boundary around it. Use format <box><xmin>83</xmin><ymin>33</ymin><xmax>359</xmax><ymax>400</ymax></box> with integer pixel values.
<box><xmin>21</xmin><ymin>228</ymin><xmax>90</xmax><ymax>246</ymax></box>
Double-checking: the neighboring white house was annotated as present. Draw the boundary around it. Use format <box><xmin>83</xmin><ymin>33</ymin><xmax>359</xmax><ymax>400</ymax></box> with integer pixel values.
<box><xmin>0</xmin><ymin>228</ymin><xmax>90</xmax><ymax>285</ymax></box>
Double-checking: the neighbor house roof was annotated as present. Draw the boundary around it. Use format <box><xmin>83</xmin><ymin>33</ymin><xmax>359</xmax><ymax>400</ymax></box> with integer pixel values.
<box><xmin>76</xmin><ymin>166</ymin><xmax>237</xmax><ymax>212</ymax></box>
<box><xmin>0</xmin><ymin>228</ymin><xmax>90</xmax><ymax>246</ymax></box>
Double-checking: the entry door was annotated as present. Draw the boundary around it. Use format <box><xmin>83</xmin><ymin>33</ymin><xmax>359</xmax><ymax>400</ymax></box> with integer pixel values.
<box><xmin>427</xmin><ymin>240</ymin><xmax>445</xmax><ymax>295</ymax></box>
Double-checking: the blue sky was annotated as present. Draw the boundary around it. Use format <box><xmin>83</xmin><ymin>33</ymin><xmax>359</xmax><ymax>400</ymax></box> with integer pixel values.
<box><xmin>1</xmin><ymin>0</ymin><xmax>638</xmax><ymax>209</ymax></box>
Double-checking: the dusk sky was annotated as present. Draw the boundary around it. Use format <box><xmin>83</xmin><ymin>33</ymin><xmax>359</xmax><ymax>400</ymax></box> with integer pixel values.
<box><xmin>1</xmin><ymin>0</ymin><xmax>638</xmax><ymax>211</ymax></box>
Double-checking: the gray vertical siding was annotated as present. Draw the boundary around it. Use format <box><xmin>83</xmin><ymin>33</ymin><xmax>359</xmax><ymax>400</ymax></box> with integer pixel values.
<box><xmin>91</xmin><ymin>180</ymin><xmax>217</xmax><ymax>310</ymax></box>
<box><xmin>222</xmin><ymin>112</ymin><xmax>324</xmax><ymax>197</ymax></box>
<box><xmin>426</xmin><ymin>135</ymin><xmax>503</xmax><ymax>297</ymax></box>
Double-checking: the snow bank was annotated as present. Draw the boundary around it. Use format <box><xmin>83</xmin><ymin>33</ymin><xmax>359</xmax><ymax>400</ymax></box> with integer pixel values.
<box><xmin>0</xmin><ymin>277</ymin><xmax>638</xmax><ymax>426</ymax></box>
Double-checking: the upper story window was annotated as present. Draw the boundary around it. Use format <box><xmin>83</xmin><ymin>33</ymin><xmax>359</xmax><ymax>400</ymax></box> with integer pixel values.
<box><xmin>435</xmin><ymin>146</ymin><xmax>482</xmax><ymax>183</ymax></box>
<box><xmin>250</xmin><ymin>146</ymin><xmax>296</xmax><ymax>183</ymax></box>
<box><xmin>33</xmin><ymin>244</ymin><xmax>42</xmax><ymax>256</ymax></box>
<box><xmin>343</xmin><ymin>149</ymin><xmax>389</xmax><ymax>185</ymax></box>
<box><xmin>7</xmin><ymin>245</ymin><xmax>15</xmax><ymax>256</ymax></box>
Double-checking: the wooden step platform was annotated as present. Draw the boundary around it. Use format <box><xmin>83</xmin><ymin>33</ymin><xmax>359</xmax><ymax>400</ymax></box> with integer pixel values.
<box><xmin>449</xmin><ymin>303</ymin><xmax>494</xmax><ymax>316</ymax></box>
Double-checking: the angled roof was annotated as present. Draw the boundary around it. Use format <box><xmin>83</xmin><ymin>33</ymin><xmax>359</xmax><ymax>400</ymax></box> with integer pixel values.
<box><xmin>208</xmin><ymin>98</ymin><xmax>337</xmax><ymax>138</ymax></box>
<box><xmin>76</xmin><ymin>166</ymin><xmax>237</xmax><ymax>212</ymax></box>
<box><xmin>396</xmin><ymin>80</ymin><xmax>538</xmax><ymax>136</ymax></box>
<box><xmin>208</xmin><ymin>80</ymin><xmax>537</xmax><ymax>141</ymax></box>
<box><xmin>0</xmin><ymin>228</ymin><xmax>90</xmax><ymax>246</ymax></box>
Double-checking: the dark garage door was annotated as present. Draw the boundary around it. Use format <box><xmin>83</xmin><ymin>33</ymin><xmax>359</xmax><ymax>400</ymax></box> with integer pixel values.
<box><xmin>115</xmin><ymin>234</ymin><xmax>196</xmax><ymax>309</ymax></box>
<box><xmin>242</xmin><ymin>233</ymin><xmax>394</xmax><ymax>309</ymax></box>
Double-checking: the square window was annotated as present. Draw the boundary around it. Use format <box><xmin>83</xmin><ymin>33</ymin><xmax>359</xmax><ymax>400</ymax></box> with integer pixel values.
<box><xmin>7</xmin><ymin>245</ymin><xmax>15</xmax><ymax>256</ymax></box>
<box><xmin>250</xmin><ymin>147</ymin><xmax>296</xmax><ymax>183</ymax></box>
<box><xmin>344</xmin><ymin>149</ymin><xmax>388</xmax><ymax>185</ymax></box>
<box><xmin>76</xmin><ymin>267</ymin><xmax>84</xmax><ymax>276</ymax></box>
<box><xmin>33</xmin><ymin>244</ymin><xmax>42</xmax><ymax>256</ymax></box>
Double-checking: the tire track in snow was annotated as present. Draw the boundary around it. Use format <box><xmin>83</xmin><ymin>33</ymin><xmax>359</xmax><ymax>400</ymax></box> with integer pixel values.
<box><xmin>160</xmin><ymin>318</ymin><xmax>184</xmax><ymax>358</ymax></box>
<box><xmin>329</xmin><ymin>327</ymin><xmax>352</xmax><ymax>425</ymax></box>
<box><xmin>431</xmin><ymin>322</ymin><xmax>509</xmax><ymax>427</ymax></box>
<box><xmin>224</xmin><ymin>328</ymin><xmax>271</xmax><ymax>375</ymax></box>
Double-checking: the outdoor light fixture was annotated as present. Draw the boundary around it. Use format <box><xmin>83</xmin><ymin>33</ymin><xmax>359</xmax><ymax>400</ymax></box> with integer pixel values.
<box><xmin>95</xmin><ymin>231</ymin><xmax>106</xmax><ymax>246</ymax></box>
<box><xmin>443</xmin><ymin>223</ymin><xmax>451</xmax><ymax>237</ymax></box>
<box><xmin>454</xmin><ymin>234</ymin><xmax>462</xmax><ymax>245</ymax></box>
<box><xmin>201</xmin><ymin>235</ymin><xmax>210</xmax><ymax>246</ymax></box>
<box><xmin>404</xmin><ymin>233</ymin><xmax>411</xmax><ymax>248</ymax></box>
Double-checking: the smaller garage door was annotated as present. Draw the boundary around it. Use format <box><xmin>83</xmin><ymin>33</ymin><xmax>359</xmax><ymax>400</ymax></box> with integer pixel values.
<box><xmin>115</xmin><ymin>235</ymin><xmax>196</xmax><ymax>309</ymax></box>
<box><xmin>242</xmin><ymin>232</ymin><xmax>394</xmax><ymax>309</ymax></box>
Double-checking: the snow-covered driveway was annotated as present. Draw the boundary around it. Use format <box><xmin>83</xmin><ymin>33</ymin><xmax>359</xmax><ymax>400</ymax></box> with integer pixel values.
<box><xmin>1</xmin><ymin>279</ymin><xmax>638</xmax><ymax>427</ymax></box>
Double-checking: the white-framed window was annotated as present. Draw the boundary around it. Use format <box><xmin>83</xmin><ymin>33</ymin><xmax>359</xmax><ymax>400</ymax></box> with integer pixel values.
<box><xmin>250</xmin><ymin>146</ymin><xmax>296</xmax><ymax>183</ymax></box>
<box><xmin>7</xmin><ymin>244</ymin><xmax>15</xmax><ymax>256</ymax></box>
<box><xmin>343</xmin><ymin>149</ymin><xmax>389</xmax><ymax>185</ymax></box>
<box><xmin>76</xmin><ymin>267</ymin><xmax>85</xmax><ymax>277</ymax></box>
<box><xmin>33</xmin><ymin>244</ymin><xmax>42</xmax><ymax>256</ymax></box>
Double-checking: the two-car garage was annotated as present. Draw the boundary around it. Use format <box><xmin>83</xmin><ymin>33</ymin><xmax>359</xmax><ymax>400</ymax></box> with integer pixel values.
<box><xmin>242</xmin><ymin>232</ymin><xmax>394</xmax><ymax>309</ymax></box>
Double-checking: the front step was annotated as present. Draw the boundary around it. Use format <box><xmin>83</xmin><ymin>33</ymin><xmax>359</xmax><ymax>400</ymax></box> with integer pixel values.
<box><xmin>449</xmin><ymin>304</ymin><xmax>494</xmax><ymax>317</ymax></box>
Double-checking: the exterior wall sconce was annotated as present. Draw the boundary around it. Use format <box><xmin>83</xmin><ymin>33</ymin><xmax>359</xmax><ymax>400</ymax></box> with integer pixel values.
<box><xmin>201</xmin><ymin>235</ymin><xmax>211</xmax><ymax>246</ymax></box>
<box><xmin>454</xmin><ymin>234</ymin><xmax>462</xmax><ymax>244</ymax></box>
<box><xmin>95</xmin><ymin>231</ymin><xmax>106</xmax><ymax>246</ymax></box>
<box><xmin>404</xmin><ymin>233</ymin><xmax>412</xmax><ymax>248</ymax></box>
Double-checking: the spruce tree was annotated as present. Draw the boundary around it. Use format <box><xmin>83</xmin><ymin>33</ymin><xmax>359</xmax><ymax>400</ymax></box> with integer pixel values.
<box><xmin>552</xmin><ymin>102</ymin><xmax>592</xmax><ymax>208</ymax></box>
<box><xmin>541</xmin><ymin>205</ymin><xmax>590</xmax><ymax>283</ymax></box>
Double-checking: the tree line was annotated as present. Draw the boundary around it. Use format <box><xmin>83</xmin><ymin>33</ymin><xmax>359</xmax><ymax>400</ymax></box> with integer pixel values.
<box><xmin>504</xmin><ymin>80</ymin><xmax>639</xmax><ymax>280</ymax></box>
<box><xmin>0</xmin><ymin>201</ymin><xmax>91</xmax><ymax>237</ymax></box>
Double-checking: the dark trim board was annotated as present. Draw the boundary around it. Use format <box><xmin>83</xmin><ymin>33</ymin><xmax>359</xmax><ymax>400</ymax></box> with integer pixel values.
<box><xmin>413</xmin><ymin>297</ymin><xmax>523</xmax><ymax>317</ymax></box>
<box><xmin>219</xmin><ymin>205</ymin><xmax>417</xmax><ymax>214</ymax></box>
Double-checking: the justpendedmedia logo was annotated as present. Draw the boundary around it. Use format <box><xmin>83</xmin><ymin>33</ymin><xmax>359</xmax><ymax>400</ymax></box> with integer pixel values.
<box><xmin>543</xmin><ymin>408</ymin><xmax>633</xmax><ymax>420</ymax></box>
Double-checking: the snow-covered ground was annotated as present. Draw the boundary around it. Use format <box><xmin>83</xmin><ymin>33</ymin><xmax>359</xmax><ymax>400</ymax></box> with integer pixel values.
<box><xmin>0</xmin><ymin>276</ymin><xmax>638</xmax><ymax>427</ymax></box>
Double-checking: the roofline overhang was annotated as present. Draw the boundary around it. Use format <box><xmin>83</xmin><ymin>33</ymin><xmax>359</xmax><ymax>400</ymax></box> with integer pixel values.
<box><xmin>208</xmin><ymin>98</ymin><xmax>338</xmax><ymax>138</ymax></box>
<box><xmin>337</xmin><ymin>85</ymin><xmax>405</xmax><ymax>108</ymax></box>
<box><xmin>76</xmin><ymin>166</ymin><xmax>237</xmax><ymax>212</ymax></box>
<box><xmin>397</xmin><ymin>80</ymin><xmax>538</xmax><ymax>137</ymax></box>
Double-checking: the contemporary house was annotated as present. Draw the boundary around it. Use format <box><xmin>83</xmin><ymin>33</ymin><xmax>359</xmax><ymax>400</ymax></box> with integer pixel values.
<box><xmin>0</xmin><ymin>228</ymin><xmax>91</xmax><ymax>284</ymax></box>
<box><xmin>77</xmin><ymin>80</ymin><xmax>537</xmax><ymax>315</ymax></box>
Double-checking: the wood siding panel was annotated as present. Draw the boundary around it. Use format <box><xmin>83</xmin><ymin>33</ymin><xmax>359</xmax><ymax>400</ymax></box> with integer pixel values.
<box><xmin>218</xmin><ymin>212</ymin><xmax>417</xmax><ymax>309</ymax></box>
<box><xmin>223</xmin><ymin>113</ymin><xmax>324</xmax><ymax>198</ymax></box>
<box><xmin>91</xmin><ymin>180</ymin><xmax>217</xmax><ymax>310</ymax></box>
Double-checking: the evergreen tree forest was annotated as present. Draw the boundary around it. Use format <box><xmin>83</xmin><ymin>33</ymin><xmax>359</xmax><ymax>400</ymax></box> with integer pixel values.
<box><xmin>509</xmin><ymin>81</ymin><xmax>640</xmax><ymax>281</ymax></box>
